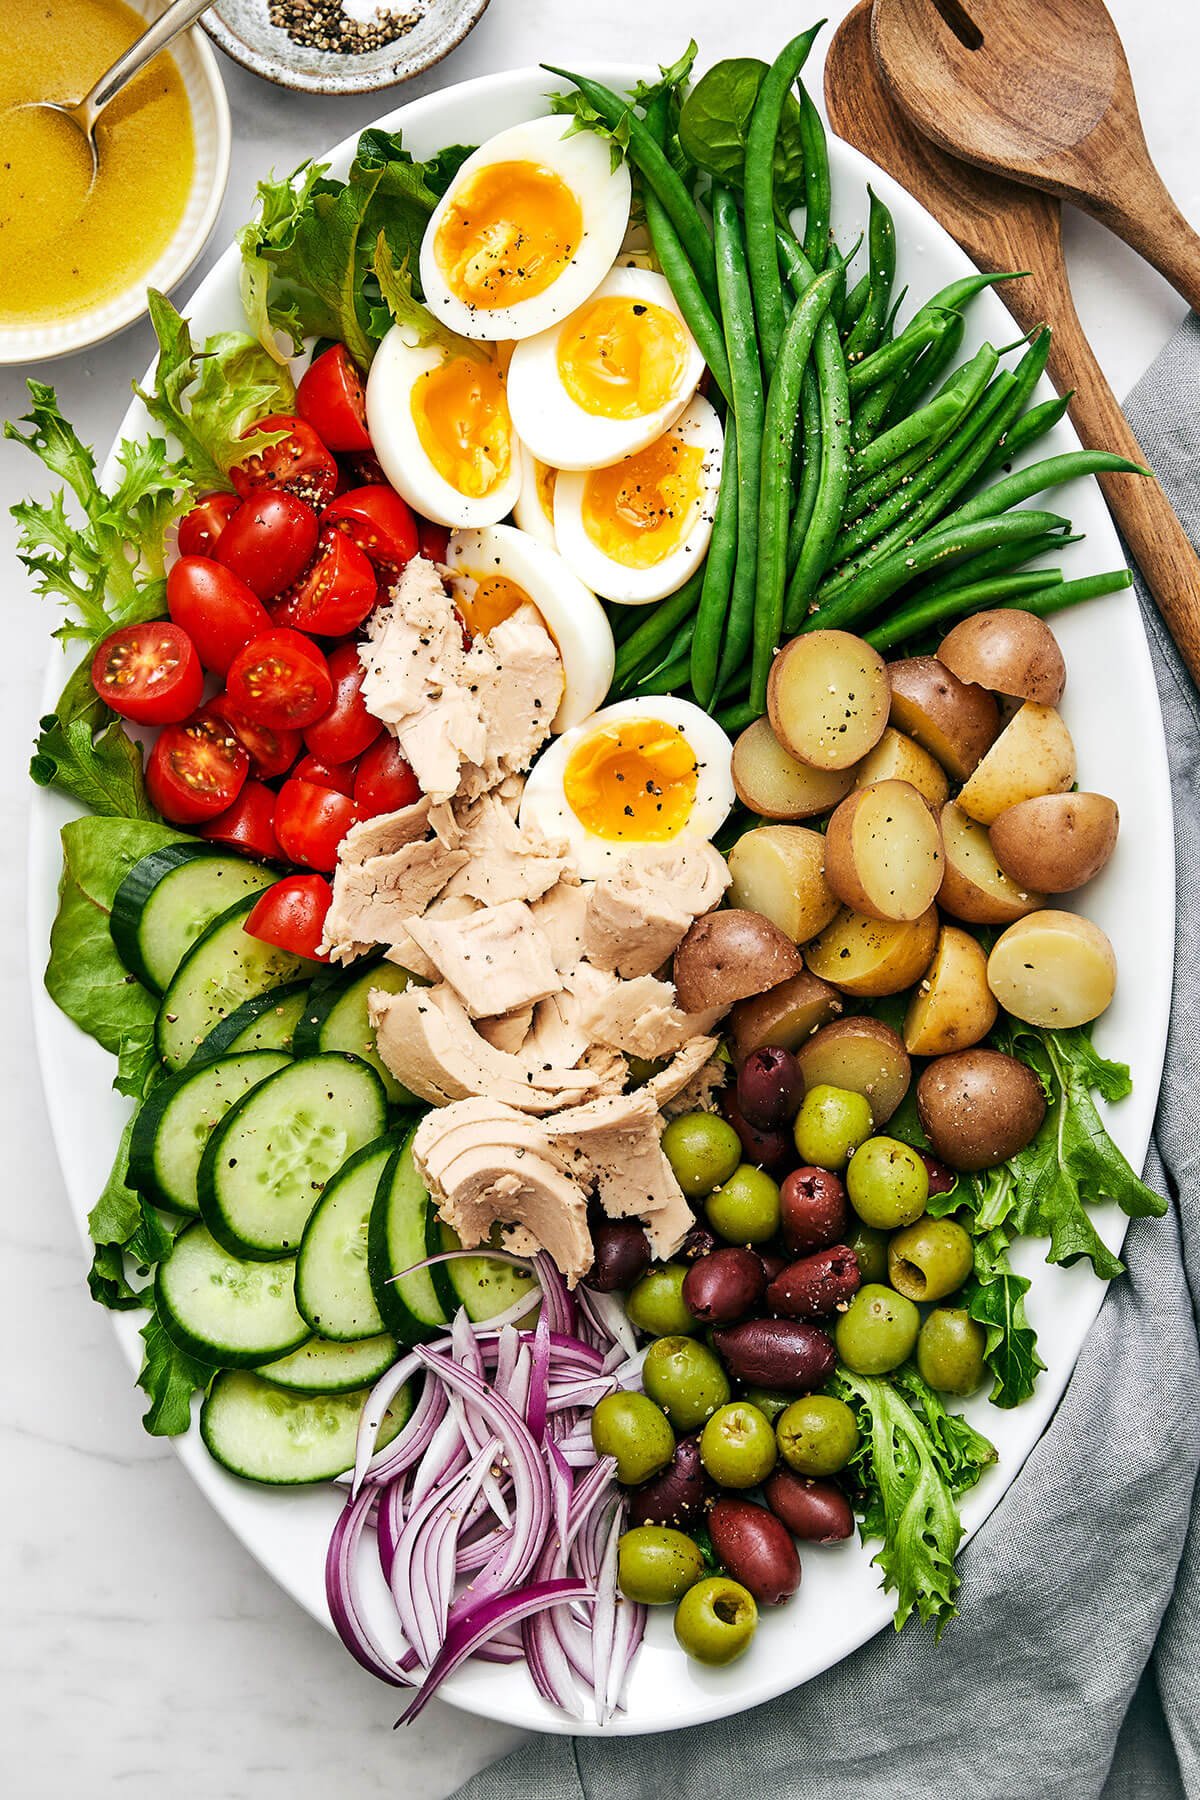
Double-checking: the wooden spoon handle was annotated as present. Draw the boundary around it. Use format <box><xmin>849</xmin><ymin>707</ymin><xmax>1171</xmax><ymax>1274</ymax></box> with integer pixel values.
<box><xmin>1082</xmin><ymin>159</ymin><xmax>1200</xmax><ymax>315</ymax></box>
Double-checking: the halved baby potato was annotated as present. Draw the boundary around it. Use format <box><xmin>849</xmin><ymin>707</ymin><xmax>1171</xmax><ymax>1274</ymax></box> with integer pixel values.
<box><xmin>731</xmin><ymin>716</ymin><xmax>858</xmax><ymax>820</ymax></box>
<box><xmin>854</xmin><ymin>727</ymin><xmax>950</xmax><ymax>810</ymax></box>
<box><xmin>904</xmin><ymin>923</ymin><xmax>997</xmax><ymax>1056</ymax></box>
<box><xmin>673</xmin><ymin>908</ymin><xmax>804</xmax><ymax>1012</ymax></box>
<box><xmin>886</xmin><ymin>656</ymin><xmax>1000</xmax><ymax>781</ymax></box>
<box><xmin>986</xmin><ymin>909</ymin><xmax>1117</xmax><ymax>1028</ymax></box>
<box><xmin>726</xmin><ymin>824</ymin><xmax>840</xmax><ymax>945</ymax></box>
<box><xmin>805</xmin><ymin>904</ymin><xmax>940</xmax><ymax>998</ymax></box>
<box><xmin>957</xmin><ymin>701</ymin><xmax>1076</xmax><ymax>826</ymax></box>
<box><xmin>937</xmin><ymin>608</ymin><xmax>1066</xmax><ymax>705</ymax></box>
<box><xmin>989</xmin><ymin>792</ymin><xmax>1119</xmax><ymax>894</ymax></box>
<box><xmin>938</xmin><ymin>801</ymin><xmax>1046</xmax><ymax>925</ymax></box>
<box><xmin>824</xmin><ymin>779</ymin><xmax>944</xmax><ymax>922</ymax></box>
<box><xmin>794</xmin><ymin>1015</ymin><xmax>911</xmax><ymax>1125</ymax></box>
<box><xmin>768</xmin><ymin>630</ymin><xmax>890</xmax><ymax>771</ymax></box>
<box><xmin>728</xmin><ymin>970</ymin><xmax>844</xmax><ymax>1062</ymax></box>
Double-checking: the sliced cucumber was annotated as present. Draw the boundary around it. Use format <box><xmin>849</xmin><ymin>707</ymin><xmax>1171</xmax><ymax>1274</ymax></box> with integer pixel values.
<box><xmin>157</xmin><ymin>895</ymin><xmax>314</xmax><ymax>1070</ymax></box>
<box><xmin>156</xmin><ymin>1223</ymin><xmax>309</xmax><ymax>1367</ymax></box>
<box><xmin>112</xmin><ymin>844</ymin><xmax>276</xmax><ymax>992</ymax></box>
<box><xmin>255</xmin><ymin>1331</ymin><xmax>398</xmax><ymax>1394</ymax></box>
<box><xmin>296</xmin><ymin>1134</ymin><xmax>399</xmax><ymax>1340</ymax></box>
<box><xmin>191</xmin><ymin>982</ymin><xmax>310</xmax><ymax>1062</ymax></box>
<box><xmin>439</xmin><ymin>1222</ymin><xmax>541</xmax><ymax>1324</ymax></box>
<box><xmin>368</xmin><ymin>1129</ymin><xmax>457</xmax><ymax>1343</ymax></box>
<box><xmin>294</xmin><ymin>960</ymin><xmax>415</xmax><ymax>1105</ymax></box>
<box><xmin>199</xmin><ymin>1053</ymin><xmax>389</xmax><ymax>1260</ymax></box>
<box><xmin>129</xmin><ymin>1049</ymin><xmax>291</xmax><ymax>1215</ymax></box>
<box><xmin>200</xmin><ymin>1369</ymin><xmax>412</xmax><ymax>1485</ymax></box>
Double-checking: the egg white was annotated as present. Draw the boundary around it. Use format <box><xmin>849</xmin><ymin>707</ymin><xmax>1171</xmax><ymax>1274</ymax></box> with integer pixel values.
<box><xmin>507</xmin><ymin>266</ymin><xmax>705</xmax><ymax>471</ymax></box>
<box><xmin>552</xmin><ymin>393</ymin><xmax>725</xmax><ymax>605</ymax></box>
<box><xmin>365</xmin><ymin>325</ymin><xmax>522</xmax><ymax>530</ymax></box>
<box><xmin>444</xmin><ymin>524</ymin><xmax>614</xmax><ymax>733</ymax></box>
<box><xmin>518</xmin><ymin>695</ymin><xmax>735</xmax><ymax>880</ymax></box>
<box><xmin>513</xmin><ymin>441</ymin><xmax>559</xmax><ymax>548</ymax></box>
<box><xmin>419</xmin><ymin>115</ymin><xmax>632</xmax><ymax>343</ymax></box>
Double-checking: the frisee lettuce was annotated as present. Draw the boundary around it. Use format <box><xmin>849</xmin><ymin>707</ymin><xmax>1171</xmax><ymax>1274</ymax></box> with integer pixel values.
<box><xmin>369</xmin><ymin>234</ymin><xmax>486</xmax><ymax>360</ymax></box>
<box><xmin>31</xmin><ymin>657</ymin><xmax>156</xmax><ymax>820</ymax></box>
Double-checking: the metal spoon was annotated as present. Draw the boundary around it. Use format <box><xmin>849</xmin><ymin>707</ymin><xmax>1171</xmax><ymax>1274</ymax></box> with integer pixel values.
<box><xmin>22</xmin><ymin>0</ymin><xmax>211</xmax><ymax>184</ymax></box>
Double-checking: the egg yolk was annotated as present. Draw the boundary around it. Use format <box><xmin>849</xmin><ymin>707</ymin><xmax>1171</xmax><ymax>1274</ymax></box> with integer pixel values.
<box><xmin>557</xmin><ymin>296</ymin><xmax>689</xmax><ymax>419</ymax></box>
<box><xmin>455</xmin><ymin>570</ymin><xmax>533</xmax><ymax>637</ymax></box>
<box><xmin>580</xmin><ymin>436</ymin><xmax>706</xmax><ymax>568</ymax></box>
<box><xmin>535</xmin><ymin>459</ymin><xmax>557</xmax><ymax>523</ymax></box>
<box><xmin>564</xmin><ymin>720</ymin><xmax>698</xmax><ymax>843</ymax></box>
<box><xmin>435</xmin><ymin>161</ymin><xmax>583</xmax><ymax>309</ymax></box>
<box><xmin>411</xmin><ymin>354</ymin><xmax>513</xmax><ymax>498</ymax></box>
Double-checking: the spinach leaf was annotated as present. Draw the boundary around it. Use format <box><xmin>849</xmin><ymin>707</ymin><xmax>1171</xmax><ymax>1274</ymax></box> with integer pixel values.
<box><xmin>678</xmin><ymin>58</ymin><xmax>806</xmax><ymax>207</ymax></box>
<box><xmin>137</xmin><ymin>1311</ymin><xmax>214</xmax><ymax>1437</ymax></box>
<box><xmin>31</xmin><ymin>658</ymin><xmax>155</xmax><ymax>819</ymax></box>
<box><xmin>963</xmin><ymin>1227</ymin><xmax>1045</xmax><ymax>1409</ymax></box>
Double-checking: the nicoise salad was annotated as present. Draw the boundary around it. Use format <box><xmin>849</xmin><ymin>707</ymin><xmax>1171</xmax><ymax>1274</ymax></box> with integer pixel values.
<box><xmin>14</xmin><ymin>25</ymin><xmax>1164</xmax><ymax>1724</ymax></box>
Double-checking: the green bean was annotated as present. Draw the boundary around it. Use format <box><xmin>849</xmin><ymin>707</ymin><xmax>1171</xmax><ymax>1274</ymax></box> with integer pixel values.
<box><xmin>787</xmin><ymin>363</ymin><xmax>822</xmax><ymax>572</ymax></box>
<box><xmin>643</xmin><ymin>186</ymin><xmax>733</xmax><ymax>405</ymax></box>
<box><xmin>973</xmin><ymin>393</ymin><xmax>1073</xmax><ymax>482</ymax></box>
<box><xmin>852</xmin><ymin>388</ymin><xmax>965</xmax><ymax>484</ymax></box>
<box><xmin>744</xmin><ymin>26</ymin><xmax>822</xmax><ymax>375</ymax></box>
<box><xmin>713</xmin><ymin>185</ymin><xmax>766</xmax><ymax>693</ymax></box>
<box><xmin>865</xmin><ymin>570</ymin><xmax>1066</xmax><ymax>653</ymax></box>
<box><xmin>825</xmin><ymin>235</ymin><xmax>861</xmax><ymax>327</ymax></box>
<box><xmin>939</xmin><ymin>449</ymin><xmax>1148</xmax><ymax>535</ymax></box>
<box><xmin>612</xmin><ymin>567</ymin><xmax>705</xmax><ymax>689</ymax></box>
<box><xmin>691</xmin><ymin>413</ymin><xmax>740</xmax><ymax>705</ymax></box>
<box><xmin>842</xmin><ymin>342</ymin><xmax>1000</xmax><ymax>524</ymax></box>
<box><xmin>918</xmin><ymin>530</ymin><xmax>1083</xmax><ymax>603</ymax></box>
<box><xmin>842</xmin><ymin>190</ymin><xmax>896</xmax><ymax>363</ymax></box>
<box><xmin>752</xmin><ymin>266</ymin><xmax>839</xmax><ymax>708</ymax></box>
<box><xmin>847</xmin><ymin>311</ymin><xmax>951</xmax><ymax>397</ymax></box>
<box><xmin>841</xmin><ymin>271</ymin><xmax>871</xmax><ymax>338</ymax></box>
<box><xmin>543</xmin><ymin>66</ymin><xmax>718</xmax><ymax>302</ymax></box>
<box><xmin>716</xmin><ymin>699</ymin><xmax>760</xmax><ymax>734</ymax></box>
<box><xmin>798</xmin><ymin>83</ymin><xmax>831</xmax><ymax>271</ymax></box>
<box><xmin>1004</xmin><ymin>569</ymin><xmax>1133</xmax><ymax>617</ymax></box>
<box><xmin>880</xmin><ymin>312</ymin><xmax>966</xmax><ymax>428</ymax></box>
<box><xmin>634</xmin><ymin>649</ymin><xmax>694</xmax><ymax>696</ymax></box>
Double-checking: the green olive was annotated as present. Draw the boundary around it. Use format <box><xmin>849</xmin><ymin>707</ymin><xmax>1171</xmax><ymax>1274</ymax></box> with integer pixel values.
<box><xmin>625</xmin><ymin>1264</ymin><xmax>697</xmax><ymax>1338</ymax></box>
<box><xmin>662</xmin><ymin>1112</ymin><xmax>742</xmax><ymax>1198</ymax></box>
<box><xmin>674</xmin><ymin>1574</ymin><xmax>758</xmax><ymax>1665</ymax></box>
<box><xmin>590</xmin><ymin>1391</ymin><xmax>676</xmax><ymax>1485</ymax></box>
<box><xmin>834</xmin><ymin>1282</ymin><xmax>921</xmax><ymax>1375</ymax></box>
<box><xmin>846</xmin><ymin>1220</ymin><xmax>890</xmax><ymax>1285</ymax></box>
<box><xmin>776</xmin><ymin>1394</ymin><xmax>859</xmax><ymax>1477</ymax></box>
<box><xmin>739</xmin><ymin>1385</ymin><xmax>791</xmax><ymax>1423</ymax></box>
<box><xmin>846</xmin><ymin>1136</ymin><xmax>930</xmax><ymax>1229</ymax></box>
<box><xmin>705</xmin><ymin>1164</ymin><xmax>782</xmax><ymax>1245</ymax></box>
<box><xmin>643</xmin><ymin>1336</ymin><xmax>731</xmax><ymax>1431</ymax></box>
<box><xmin>617</xmin><ymin>1526</ymin><xmax>705</xmax><ymax>1604</ymax></box>
<box><xmin>888</xmin><ymin>1215</ymin><xmax>975</xmax><ymax>1301</ymax></box>
<box><xmin>792</xmin><ymin>1084</ymin><xmax>874</xmax><ymax>1170</ymax></box>
<box><xmin>917</xmin><ymin>1307</ymin><xmax>988</xmax><ymax>1395</ymax></box>
<box><xmin>699</xmin><ymin>1401</ymin><xmax>778</xmax><ymax>1488</ymax></box>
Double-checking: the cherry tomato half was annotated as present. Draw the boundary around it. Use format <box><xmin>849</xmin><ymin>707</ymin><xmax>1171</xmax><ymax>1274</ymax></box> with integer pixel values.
<box><xmin>353</xmin><ymin>735</ymin><xmax>422</xmax><ymax>817</ymax></box>
<box><xmin>166</xmin><ymin>557</ymin><xmax>272</xmax><ymax>677</ymax></box>
<box><xmin>274</xmin><ymin>777</ymin><xmax>359</xmax><ymax>871</ymax></box>
<box><xmin>177</xmin><ymin>492</ymin><xmax>239</xmax><ymax>559</ymax></box>
<box><xmin>209</xmin><ymin>693</ymin><xmax>302</xmax><ymax>781</ymax></box>
<box><xmin>418</xmin><ymin>518</ymin><xmax>449</xmax><ymax>564</ymax></box>
<box><xmin>297</xmin><ymin>345</ymin><xmax>372</xmax><ymax>454</ymax></box>
<box><xmin>271</xmin><ymin>528</ymin><xmax>377</xmax><ymax>637</ymax></box>
<box><xmin>215</xmin><ymin>490</ymin><xmax>320</xmax><ymax>601</ymax></box>
<box><xmin>91</xmin><ymin>621</ymin><xmax>204</xmax><ymax>726</ymax></box>
<box><xmin>294</xmin><ymin>751</ymin><xmax>357</xmax><ymax>797</ymax></box>
<box><xmin>322</xmin><ymin>485</ymin><xmax>418</xmax><ymax>579</ymax></box>
<box><xmin>303</xmin><ymin>640</ymin><xmax>382</xmax><ymax>765</ymax></box>
<box><xmin>245</xmin><ymin>874</ymin><xmax>332</xmax><ymax>962</ymax></box>
<box><xmin>226</xmin><ymin>629</ymin><xmax>333</xmax><ymax>731</ymax></box>
<box><xmin>232</xmin><ymin>415</ymin><xmax>339</xmax><ymax>507</ymax></box>
<box><xmin>146</xmin><ymin>712</ymin><xmax>249</xmax><ymax>825</ymax></box>
<box><xmin>345</xmin><ymin>450</ymin><xmax>388</xmax><ymax>488</ymax></box>
<box><xmin>201</xmin><ymin>779</ymin><xmax>281</xmax><ymax>861</ymax></box>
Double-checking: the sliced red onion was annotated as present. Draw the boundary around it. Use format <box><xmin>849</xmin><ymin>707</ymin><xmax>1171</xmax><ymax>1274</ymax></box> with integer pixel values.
<box><xmin>533</xmin><ymin>1251</ymin><xmax>577</xmax><ymax>1335</ymax></box>
<box><xmin>394</xmin><ymin>1440</ymin><xmax>497</xmax><ymax>1666</ymax></box>
<box><xmin>398</xmin><ymin>1579</ymin><xmax>593</xmax><ymax>1725</ymax></box>
<box><xmin>526</xmin><ymin>1312</ymin><xmax>552</xmax><ymax>1445</ymax></box>
<box><xmin>546</xmin><ymin>1332</ymin><xmax>605</xmax><ymax>1371</ymax></box>
<box><xmin>377</xmin><ymin>1475</ymin><xmax>407</xmax><ymax>1587</ymax></box>
<box><xmin>410</xmin><ymin>1403</ymin><xmax>470</xmax><ymax>1510</ymax></box>
<box><xmin>326</xmin><ymin>1486</ymin><xmax>412</xmax><ymax>1689</ymax></box>
<box><xmin>578</xmin><ymin>1284</ymin><xmax>639</xmax><ymax>1357</ymax></box>
<box><xmin>545</xmin><ymin>1434</ymin><xmax>573</xmax><ymax>1545</ymax></box>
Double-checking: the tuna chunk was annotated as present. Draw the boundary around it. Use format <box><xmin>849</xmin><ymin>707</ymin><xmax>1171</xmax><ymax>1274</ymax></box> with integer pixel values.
<box><xmin>439</xmin><ymin>791</ymin><xmax>573</xmax><ymax>906</ymax></box>
<box><xmin>476</xmin><ymin>1005</ymin><xmax>536</xmax><ymax>1055</ymax></box>
<box><xmin>543</xmin><ymin>1088</ymin><xmax>694</xmax><ymax>1259</ymax></box>
<box><xmin>645</xmin><ymin>1036</ymin><xmax>723</xmax><ymax>1109</ymax></box>
<box><xmin>529</xmin><ymin>882</ymin><xmax>591</xmax><ymax>973</ymax></box>
<box><xmin>404</xmin><ymin>899</ymin><xmax>560</xmax><ymax>1019</ymax></box>
<box><xmin>457</xmin><ymin>606</ymin><xmax>565</xmax><ymax>799</ymax></box>
<box><xmin>584</xmin><ymin>841</ymin><xmax>731</xmax><ymax>978</ymax></box>
<box><xmin>322</xmin><ymin>839</ymin><xmax>469</xmax><ymax>963</ymax></box>
<box><xmin>581</xmin><ymin>971</ymin><xmax>726</xmax><ymax>1061</ymax></box>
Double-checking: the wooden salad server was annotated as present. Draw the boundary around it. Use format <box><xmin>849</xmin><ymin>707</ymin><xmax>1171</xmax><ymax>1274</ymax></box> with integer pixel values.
<box><xmin>824</xmin><ymin>0</ymin><xmax>1200</xmax><ymax>686</ymax></box>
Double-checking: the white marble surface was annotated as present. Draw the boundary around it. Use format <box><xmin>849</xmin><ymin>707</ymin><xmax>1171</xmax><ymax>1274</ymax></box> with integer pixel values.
<box><xmin>1</xmin><ymin>1</ymin><xmax>1196</xmax><ymax>1793</ymax></box>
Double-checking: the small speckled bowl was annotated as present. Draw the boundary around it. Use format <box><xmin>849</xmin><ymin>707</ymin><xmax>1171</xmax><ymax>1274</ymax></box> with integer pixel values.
<box><xmin>204</xmin><ymin>0</ymin><xmax>492</xmax><ymax>94</ymax></box>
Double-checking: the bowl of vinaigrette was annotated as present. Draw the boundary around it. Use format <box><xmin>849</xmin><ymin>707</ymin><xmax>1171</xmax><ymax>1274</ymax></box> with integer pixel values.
<box><xmin>0</xmin><ymin>0</ymin><xmax>230</xmax><ymax>363</ymax></box>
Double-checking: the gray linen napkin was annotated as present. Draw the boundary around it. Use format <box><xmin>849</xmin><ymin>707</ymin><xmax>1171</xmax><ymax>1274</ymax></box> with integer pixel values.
<box><xmin>454</xmin><ymin>316</ymin><xmax>1200</xmax><ymax>1800</ymax></box>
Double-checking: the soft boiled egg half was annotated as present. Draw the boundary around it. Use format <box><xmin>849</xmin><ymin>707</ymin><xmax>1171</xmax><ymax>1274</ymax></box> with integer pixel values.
<box><xmin>366</xmin><ymin>326</ymin><xmax>521</xmax><ymax>529</ymax></box>
<box><xmin>506</xmin><ymin>266</ymin><xmax>706</xmax><ymax>471</ymax></box>
<box><xmin>444</xmin><ymin>524</ymin><xmax>613</xmax><ymax>731</ymax></box>
<box><xmin>513</xmin><ymin>441</ymin><xmax>558</xmax><ymax>548</ymax></box>
<box><xmin>519</xmin><ymin>696</ymin><xmax>735</xmax><ymax>880</ymax></box>
<box><xmin>419</xmin><ymin>115</ymin><xmax>632</xmax><ymax>343</ymax></box>
<box><xmin>553</xmin><ymin>393</ymin><xmax>724</xmax><ymax>604</ymax></box>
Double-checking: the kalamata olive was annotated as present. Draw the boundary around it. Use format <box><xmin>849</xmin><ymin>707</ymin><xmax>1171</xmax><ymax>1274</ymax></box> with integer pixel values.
<box><xmin>711</xmin><ymin>1318</ymin><xmax>837</xmax><ymax>1391</ymax></box>
<box><xmin>588</xmin><ymin>1219</ymin><xmax>652</xmax><ymax>1292</ymax></box>
<box><xmin>680</xmin><ymin>1222</ymin><xmax>719</xmax><ymax>1262</ymax></box>
<box><xmin>708</xmin><ymin>1497</ymin><xmax>801</xmax><ymax>1605</ymax></box>
<box><xmin>682</xmin><ymin>1247</ymin><xmax>767</xmax><ymax>1324</ymax></box>
<box><xmin>767</xmin><ymin>1246</ymin><xmax>862</xmax><ymax>1319</ymax></box>
<box><xmin>737</xmin><ymin>1046</ymin><xmax>805</xmax><ymax>1131</ymax></box>
<box><xmin>920</xmin><ymin>1152</ymin><xmax>958</xmax><ymax>1196</ymax></box>
<box><xmin>779</xmin><ymin>1166</ymin><xmax>850</xmax><ymax>1253</ymax></box>
<box><xmin>763</xmin><ymin>1470</ymin><xmax>854</xmax><ymax>1542</ymax></box>
<box><xmin>627</xmin><ymin>1435</ymin><xmax>709</xmax><ymax>1530</ymax></box>
<box><xmin>757</xmin><ymin>1249</ymin><xmax>787</xmax><ymax>1285</ymax></box>
<box><xmin>721</xmin><ymin>1087</ymin><xmax>793</xmax><ymax>1170</ymax></box>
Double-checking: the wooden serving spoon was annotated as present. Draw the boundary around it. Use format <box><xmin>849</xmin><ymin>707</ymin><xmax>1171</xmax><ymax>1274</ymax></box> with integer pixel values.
<box><xmin>871</xmin><ymin>0</ymin><xmax>1200</xmax><ymax>312</ymax></box>
<box><xmin>824</xmin><ymin>0</ymin><xmax>1200</xmax><ymax>685</ymax></box>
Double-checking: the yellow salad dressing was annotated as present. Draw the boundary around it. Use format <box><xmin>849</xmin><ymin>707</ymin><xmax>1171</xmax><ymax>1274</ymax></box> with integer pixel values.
<box><xmin>0</xmin><ymin>0</ymin><xmax>194</xmax><ymax>327</ymax></box>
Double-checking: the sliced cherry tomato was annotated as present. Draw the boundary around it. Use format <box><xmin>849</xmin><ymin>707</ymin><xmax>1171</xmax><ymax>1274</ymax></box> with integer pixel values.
<box><xmin>294</xmin><ymin>751</ymin><xmax>357</xmax><ymax>797</ymax></box>
<box><xmin>297</xmin><ymin>344</ymin><xmax>372</xmax><ymax>453</ymax></box>
<box><xmin>345</xmin><ymin>450</ymin><xmax>387</xmax><ymax>487</ymax></box>
<box><xmin>214</xmin><ymin>491</ymin><xmax>320</xmax><ymax>601</ymax></box>
<box><xmin>303</xmin><ymin>640</ymin><xmax>382</xmax><ymax>764</ymax></box>
<box><xmin>274</xmin><ymin>777</ymin><xmax>359</xmax><ymax>871</ymax></box>
<box><xmin>231</xmin><ymin>415</ymin><xmax>339</xmax><ymax>507</ymax></box>
<box><xmin>417</xmin><ymin>518</ymin><xmax>449</xmax><ymax>564</ymax></box>
<box><xmin>245</xmin><ymin>874</ymin><xmax>331</xmax><ymax>962</ymax></box>
<box><xmin>177</xmin><ymin>492</ymin><xmax>239</xmax><ymax>559</ymax></box>
<box><xmin>321</xmin><ymin>485</ymin><xmax>418</xmax><ymax>579</ymax></box>
<box><xmin>201</xmin><ymin>780</ymin><xmax>281</xmax><ymax>861</ymax></box>
<box><xmin>271</xmin><ymin>528</ymin><xmax>377</xmax><ymax>636</ymax></box>
<box><xmin>353</xmin><ymin>736</ymin><xmax>422</xmax><ymax>817</ymax></box>
<box><xmin>166</xmin><ymin>557</ymin><xmax>272</xmax><ymax>676</ymax></box>
<box><xmin>208</xmin><ymin>693</ymin><xmax>303</xmax><ymax>780</ymax></box>
<box><xmin>90</xmin><ymin>622</ymin><xmax>204</xmax><ymax>726</ymax></box>
<box><xmin>146</xmin><ymin>712</ymin><xmax>249</xmax><ymax>825</ymax></box>
<box><xmin>226</xmin><ymin>629</ymin><xmax>333</xmax><ymax>730</ymax></box>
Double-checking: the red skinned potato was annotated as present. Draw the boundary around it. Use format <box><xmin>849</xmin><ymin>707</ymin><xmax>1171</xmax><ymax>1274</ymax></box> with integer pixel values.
<box><xmin>729</xmin><ymin>970</ymin><xmax>844</xmax><ymax>1063</ymax></box>
<box><xmin>824</xmin><ymin>779</ymin><xmax>944</xmax><ymax>922</ymax></box>
<box><xmin>768</xmin><ymin>630</ymin><xmax>890</xmax><ymax>771</ymax></box>
<box><xmin>986</xmin><ymin>909</ymin><xmax>1117</xmax><ymax>1028</ymax></box>
<box><xmin>937</xmin><ymin>609</ymin><xmax>1066</xmax><ymax>705</ymax></box>
<box><xmin>886</xmin><ymin>656</ymin><xmax>1001</xmax><ymax>781</ymax></box>
<box><xmin>711</xmin><ymin>1319</ymin><xmax>837</xmax><ymax>1391</ymax></box>
<box><xmin>938</xmin><ymin>801</ymin><xmax>1046</xmax><ymax>925</ymax></box>
<box><xmin>731</xmin><ymin>716</ymin><xmax>856</xmax><ymax>819</ymax></box>
<box><xmin>726</xmin><ymin>825</ymin><xmax>840</xmax><ymax>945</ymax></box>
<box><xmin>957</xmin><ymin>702</ymin><xmax>1077</xmax><ymax>826</ymax></box>
<box><xmin>767</xmin><ymin>1246</ymin><xmax>861</xmax><ymax>1319</ymax></box>
<box><xmin>673</xmin><ymin>908</ymin><xmax>804</xmax><ymax>1013</ymax></box>
<box><xmin>763</xmin><ymin>1470</ymin><xmax>854</xmax><ymax>1542</ymax></box>
<box><xmin>916</xmin><ymin>1048</ymin><xmax>1047</xmax><ymax>1171</ymax></box>
<box><xmin>903</xmin><ymin>924</ymin><xmax>997</xmax><ymax>1057</ymax></box>
<box><xmin>708</xmin><ymin>1498</ymin><xmax>802</xmax><ymax>1605</ymax></box>
<box><xmin>805</xmin><ymin>904</ymin><xmax>941</xmax><ymax>998</ymax></box>
<box><xmin>989</xmin><ymin>792</ymin><xmax>1119</xmax><ymax>894</ymax></box>
<box><xmin>794</xmin><ymin>1015</ymin><xmax>911</xmax><ymax>1126</ymax></box>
